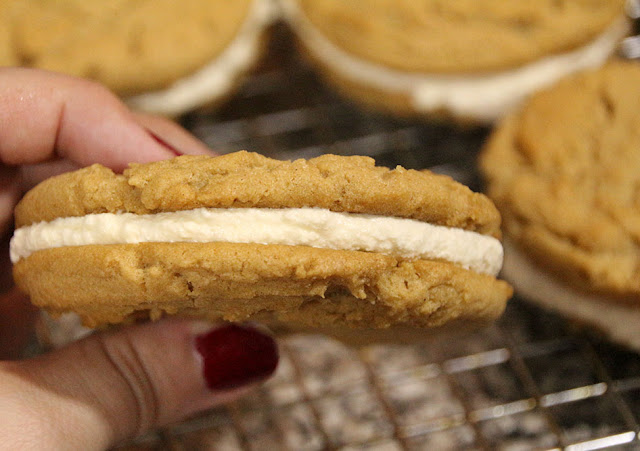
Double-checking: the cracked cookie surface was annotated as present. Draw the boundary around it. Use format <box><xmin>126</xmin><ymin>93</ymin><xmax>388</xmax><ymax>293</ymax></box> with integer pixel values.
<box><xmin>14</xmin><ymin>151</ymin><xmax>511</xmax><ymax>328</ymax></box>
<box><xmin>481</xmin><ymin>62</ymin><xmax>640</xmax><ymax>300</ymax></box>
<box><xmin>15</xmin><ymin>151</ymin><xmax>502</xmax><ymax>236</ymax></box>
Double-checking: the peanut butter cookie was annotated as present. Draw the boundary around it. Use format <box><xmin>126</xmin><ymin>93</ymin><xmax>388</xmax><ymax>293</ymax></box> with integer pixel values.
<box><xmin>281</xmin><ymin>0</ymin><xmax>629</xmax><ymax>123</ymax></box>
<box><xmin>12</xmin><ymin>151</ymin><xmax>512</xmax><ymax>329</ymax></box>
<box><xmin>481</xmin><ymin>62</ymin><xmax>640</xmax><ymax>348</ymax></box>
<box><xmin>0</xmin><ymin>0</ymin><xmax>276</xmax><ymax>116</ymax></box>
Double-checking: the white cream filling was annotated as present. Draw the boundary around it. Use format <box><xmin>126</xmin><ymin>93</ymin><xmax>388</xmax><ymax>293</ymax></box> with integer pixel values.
<box><xmin>10</xmin><ymin>207</ymin><xmax>504</xmax><ymax>276</ymax></box>
<box><xmin>281</xmin><ymin>0</ymin><xmax>629</xmax><ymax>122</ymax></box>
<box><xmin>126</xmin><ymin>0</ymin><xmax>278</xmax><ymax>116</ymax></box>
<box><xmin>502</xmin><ymin>239</ymin><xmax>640</xmax><ymax>351</ymax></box>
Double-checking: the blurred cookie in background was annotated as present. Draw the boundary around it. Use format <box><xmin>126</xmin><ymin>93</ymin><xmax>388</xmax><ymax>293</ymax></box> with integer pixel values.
<box><xmin>481</xmin><ymin>62</ymin><xmax>640</xmax><ymax>349</ymax></box>
<box><xmin>280</xmin><ymin>0</ymin><xmax>630</xmax><ymax>124</ymax></box>
<box><xmin>0</xmin><ymin>0</ymin><xmax>277</xmax><ymax>116</ymax></box>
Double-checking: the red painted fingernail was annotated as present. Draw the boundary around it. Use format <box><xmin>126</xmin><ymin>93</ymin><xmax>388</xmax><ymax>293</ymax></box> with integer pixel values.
<box><xmin>146</xmin><ymin>129</ymin><xmax>184</xmax><ymax>156</ymax></box>
<box><xmin>195</xmin><ymin>324</ymin><xmax>279</xmax><ymax>391</ymax></box>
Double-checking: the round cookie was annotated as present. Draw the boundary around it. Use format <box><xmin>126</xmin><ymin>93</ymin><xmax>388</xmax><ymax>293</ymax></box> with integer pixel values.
<box><xmin>0</xmin><ymin>0</ymin><xmax>276</xmax><ymax>116</ymax></box>
<box><xmin>481</xmin><ymin>62</ymin><xmax>640</xmax><ymax>348</ymax></box>
<box><xmin>280</xmin><ymin>0</ymin><xmax>629</xmax><ymax>123</ymax></box>
<box><xmin>11</xmin><ymin>151</ymin><xmax>512</xmax><ymax>329</ymax></box>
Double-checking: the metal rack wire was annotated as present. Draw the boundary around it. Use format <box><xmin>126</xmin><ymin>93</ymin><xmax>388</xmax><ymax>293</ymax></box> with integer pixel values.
<box><xmin>107</xmin><ymin>25</ymin><xmax>640</xmax><ymax>450</ymax></box>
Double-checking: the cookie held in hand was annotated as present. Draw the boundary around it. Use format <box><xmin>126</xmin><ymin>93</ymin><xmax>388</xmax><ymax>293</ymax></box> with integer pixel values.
<box><xmin>11</xmin><ymin>151</ymin><xmax>512</xmax><ymax>328</ymax></box>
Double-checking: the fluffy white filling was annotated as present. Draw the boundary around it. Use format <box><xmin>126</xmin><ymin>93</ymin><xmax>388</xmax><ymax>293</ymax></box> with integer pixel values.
<box><xmin>126</xmin><ymin>0</ymin><xmax>278</xmax><ymax>116</ymax></box>
<box><xmin>10</xmin><ymin>207</ymin><xmax>504</xmax><ymax>276</ymax></box>
<box><xmin>280</xmin><ymin>0</ymin><xmax>628</xmax><ymax>122</ymax></box>
<box><xmin>502</xmin><ymin>239</ymin><xmax>640</xmax><ymax>350</ymax></box>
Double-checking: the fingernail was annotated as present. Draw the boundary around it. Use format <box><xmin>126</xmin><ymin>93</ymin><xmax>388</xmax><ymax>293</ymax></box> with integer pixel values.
<box><xmin>146</xmin><ymin>129</ymin><xmax>184</xmax><ymax>156</ymax></box>
<box><xmin>195</xmin><ymin>324</ymin><xmax>279</xmax><ymax>391</ymax></box>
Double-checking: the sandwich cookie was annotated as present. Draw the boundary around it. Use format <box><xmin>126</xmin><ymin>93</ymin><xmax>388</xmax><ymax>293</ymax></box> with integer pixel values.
<box><xmin>0</xmin><ymin>0</ymin><xmax>277</xmax><ymax>116</ymax></box>
<box><xmin>11</xmin><ymin>151</ymin><xmax>512</xmax><ymax>329</ymax></box>
<box><xmin>280</xmin><ymin>0</ymin><xmax>629</xmax><ymax>123</ymax></box>
<box><xmin>481</xmin><ymin>62</ymin><xmax>640</xmax><ymax>349</ymax></box>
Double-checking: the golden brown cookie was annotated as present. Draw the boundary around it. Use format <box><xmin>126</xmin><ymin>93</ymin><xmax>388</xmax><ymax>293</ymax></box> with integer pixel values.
<box><xmin>0</xmin><ymin>0</ymin><xmax>276</xmax><ymax>116</ymax></box>
<box><xmin>11</xmin><ymin>151</ymin><xmax>511</xmax><ymax>329</ymax></box>
<box><xmin>0</xmin><ymin>2</ymin><xmax>16</xmax><ymax>66</ymax></box>
<box><xmin>281</xmin><ymin>0</ymin><xmax>629</xmax><ymax>123</ymax></box>
<box><xmin>14</xmin><ymin>151</ymin><xmax>501</xmax><ymax>234</ymax></box>
<box><xmin>481</xmin><ymin>62</ymin><xmax>640</xmax><ymax>347</ymax></box>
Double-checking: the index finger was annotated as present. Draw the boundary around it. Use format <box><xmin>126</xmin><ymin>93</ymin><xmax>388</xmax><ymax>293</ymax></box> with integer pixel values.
<box><xmin>0</xmin><ymin>68</ymin><xmax>180</xmax><ymax>172</ymax></box>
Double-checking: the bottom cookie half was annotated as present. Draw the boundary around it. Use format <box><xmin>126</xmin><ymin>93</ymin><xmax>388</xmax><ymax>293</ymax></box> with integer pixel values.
<box><xmin>14</xmin><ymin>242</ymin><xmax>512</xmax><ymax>329</ymax></box>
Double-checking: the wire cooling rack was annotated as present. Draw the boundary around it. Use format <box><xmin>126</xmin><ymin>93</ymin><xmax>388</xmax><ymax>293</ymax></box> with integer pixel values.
<box><xmin>101</xmin><ymin>24</ymin><xmax>640</xmax><ymax>451</ymax></box>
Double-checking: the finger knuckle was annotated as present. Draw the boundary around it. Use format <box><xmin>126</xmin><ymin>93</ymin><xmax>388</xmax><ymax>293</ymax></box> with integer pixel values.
<box><xmin>94</xmin><ymin>333</ymin><xmax>162</xmax><ymax>437</ymax></box>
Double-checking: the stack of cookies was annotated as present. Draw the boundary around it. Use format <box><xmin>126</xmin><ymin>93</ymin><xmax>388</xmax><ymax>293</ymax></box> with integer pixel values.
<box><xmin>6</xmin><ymin>2</ymin><xmax>640</xmax><ymax>350</ymax></box>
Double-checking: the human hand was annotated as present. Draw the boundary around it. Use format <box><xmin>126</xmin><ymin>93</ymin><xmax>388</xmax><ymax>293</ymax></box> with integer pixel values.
<box><xmin>0</xmin><ymin>68</ymin><xmax>279</xmax><ymax>450</ymax></box>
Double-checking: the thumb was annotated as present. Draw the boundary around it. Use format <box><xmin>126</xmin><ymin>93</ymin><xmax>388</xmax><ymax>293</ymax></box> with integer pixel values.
<box><xmin>0</xmin><ymin>319</ymin><xmax>278</xmax><ymax>450</ymax></box>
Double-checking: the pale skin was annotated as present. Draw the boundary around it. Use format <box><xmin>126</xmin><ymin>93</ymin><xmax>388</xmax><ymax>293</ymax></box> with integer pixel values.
<box><xmin>0</xmin><ymin>68</ymin><xmax>264</xmax><ymax>450</ymax></box>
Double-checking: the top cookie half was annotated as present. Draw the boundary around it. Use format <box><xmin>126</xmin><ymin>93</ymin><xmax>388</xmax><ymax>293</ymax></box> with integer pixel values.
<box><xmin>481</xmin><ymin>62</ymin><xmax>640</xmax><ymax>300</ymax></box>
<box><xmin>15</xmin><ymin>151</ymin><xmax>501</xmax><ymax>237</ymax></box>
<box><xmin>295</xmin><ymin>0</ymin><xmax>627</xmax><ymax>73</ymax></box>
